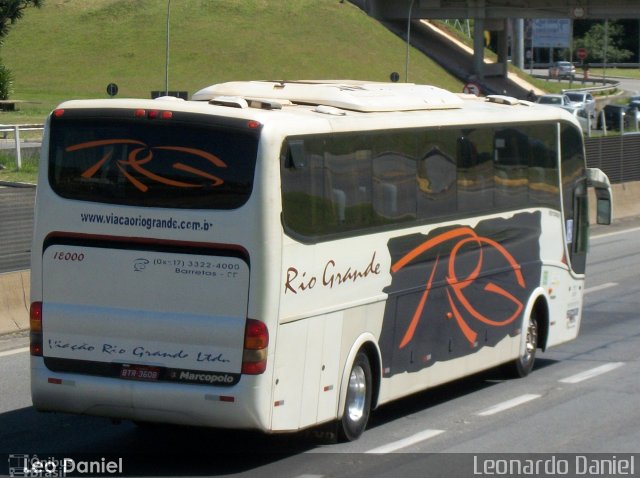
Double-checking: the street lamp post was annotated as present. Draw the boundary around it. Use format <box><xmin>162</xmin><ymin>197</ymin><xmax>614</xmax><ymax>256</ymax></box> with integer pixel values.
<box><xmin>165</xmin><ymin>0</ymin><xmax>171</xmax><ymax>96</ymax></box>
<box><xmin>405</xmin><ymin>0</ymin><xmax>415</xmax><ymax>82</ymax></box>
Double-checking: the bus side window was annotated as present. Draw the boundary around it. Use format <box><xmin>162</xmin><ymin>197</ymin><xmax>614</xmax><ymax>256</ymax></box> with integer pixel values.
<box><xmin>325</xmin><ymin>148</ymin><xmax>372</xmax><ymax>228</ymax></box>
<box><xmin>528</xmin><ymin>134</ymin><xmax>560</xmax><ymax>209</ymax></box>
<box><xmin>281</xmin><ymin>138</ymin><xmax>337</xmax><ymax>237</ymax></box>
<box><xmin>417</xmin><ymin>145</ymin><xmax>456</xmax><ymax>219</ymax></box>
<box><xmin>283</xmin><ymin>139</ymin><xmax>306</xmax><ymax>170</ymax></box>
<box><xmin>457</xmin><ymin>133</ymin><xmax>494</xmax><ymax>213</ymax></box>
<box><xmin>373</xmin><ymin>152</ymin><xmax>416</xmax><ymax>220</ymax></box>
<box><xmin>493</xmin><ymin>128</ymin><xmax>529</xmax><ymax>209</ymax></box>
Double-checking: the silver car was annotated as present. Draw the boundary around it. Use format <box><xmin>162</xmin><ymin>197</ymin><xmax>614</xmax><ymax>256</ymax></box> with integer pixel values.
<box><xmin>549</xmin><ymin>61</ymin><xmax>576</xmax><ymax>80</ymax></box>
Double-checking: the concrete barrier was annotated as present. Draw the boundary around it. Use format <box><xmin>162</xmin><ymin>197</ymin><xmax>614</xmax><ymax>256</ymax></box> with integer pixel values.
<box><xmin>610</xmin><ymin>181</ymin><xmax>640</xmax><ymax>220</ymax></box>
<box><xmin>0</xmin><ymin>269</ymin><xmax>30</xmax><ymax>335</ymax></box>
<box><xmin>588</xmin><ymin>180</ymin><xmax>639</xmax><ymax>224</ymax></box>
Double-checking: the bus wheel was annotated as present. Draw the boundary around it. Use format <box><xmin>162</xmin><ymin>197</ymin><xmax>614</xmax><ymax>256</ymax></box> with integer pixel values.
<box><xmin>507</xmin><ymin>311</ymin><xmax>538</xmax><ymax>378</ymax></box>
<box><xmin>338</xmin><ymin>351</ymin><xmax>372</xmax><ymax>442</ymax></box>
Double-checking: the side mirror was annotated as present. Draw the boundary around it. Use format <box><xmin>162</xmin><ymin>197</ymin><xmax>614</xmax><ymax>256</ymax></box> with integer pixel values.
<box><xmin>587</xmin><ymin>168</ymin><xmax>613</xmax><ymax>225</ymax></box>
<box><xmin>596</xmin><ymin>195</ymin><xmax>612</xmax><ymax>226</ymax></box>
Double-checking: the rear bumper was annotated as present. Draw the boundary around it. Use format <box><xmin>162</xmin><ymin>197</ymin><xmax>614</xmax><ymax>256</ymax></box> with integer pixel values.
<box><xmin>31</xmin><ymin>358</ymin><xmax>271</xmax><ymax>431</ymax></box>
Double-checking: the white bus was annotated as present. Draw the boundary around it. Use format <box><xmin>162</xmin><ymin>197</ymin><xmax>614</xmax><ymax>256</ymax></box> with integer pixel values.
<box><xmin>30</xmin><ymin>81</ymin><xmax>612</xmax><ymax>441</ymax></box>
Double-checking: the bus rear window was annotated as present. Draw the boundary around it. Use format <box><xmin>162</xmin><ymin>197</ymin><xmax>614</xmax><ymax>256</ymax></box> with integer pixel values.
<box><xmin>48</xmin><ymin>110</ymin><xmax>260</xmax><ymax>209</ymax></box>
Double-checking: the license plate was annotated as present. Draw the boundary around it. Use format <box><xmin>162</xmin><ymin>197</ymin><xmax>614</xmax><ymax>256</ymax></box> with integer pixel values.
<box><xmin>120</xmin><ymin>365</ymin><xmax>160</xmax><ymax>381</ymax></box>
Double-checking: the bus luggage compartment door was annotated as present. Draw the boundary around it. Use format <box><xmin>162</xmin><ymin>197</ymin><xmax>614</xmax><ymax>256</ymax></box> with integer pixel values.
<box><xmin>40</xmin><ymin>243</ymin><xmax>249</xmax><ymax>382</ymax></box>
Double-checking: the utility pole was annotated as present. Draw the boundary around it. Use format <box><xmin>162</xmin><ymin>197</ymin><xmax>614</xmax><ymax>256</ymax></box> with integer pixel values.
<box><xmin>165</xmin><ymin>0</ymin><xmax>171</xmax><ymax>96</ymax></box>
<box><xmin>603</xmin><ymin>19</ymin><xmax>608</xmax><ymax>81</ymax></box>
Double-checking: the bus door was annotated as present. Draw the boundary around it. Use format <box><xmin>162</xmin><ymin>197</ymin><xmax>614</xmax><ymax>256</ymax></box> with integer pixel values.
<box><xmin>560</xmin><ymin>124</ymin><xmax>588</xmax><ymax>275</ymax></box>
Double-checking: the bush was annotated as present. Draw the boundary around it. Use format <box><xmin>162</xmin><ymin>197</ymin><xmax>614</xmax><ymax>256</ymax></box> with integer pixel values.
<box><xmin>0</xmin><ymin>61</ymin><xmax>14</xmax><ymax>100</ymax></box>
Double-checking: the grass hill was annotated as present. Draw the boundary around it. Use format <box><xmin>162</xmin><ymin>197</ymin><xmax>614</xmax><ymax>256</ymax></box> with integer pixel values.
<box><xmin>1</xmin><ymin>0</ymin><xmax>463</xmax><ymax>123</ymax></box>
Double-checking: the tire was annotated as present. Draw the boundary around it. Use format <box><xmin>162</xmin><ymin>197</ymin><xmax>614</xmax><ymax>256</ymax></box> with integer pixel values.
<box><xmin>337</xmin><ymin>351</ymin><xmax>372</xmax><ymax>442</ymax></box>
<box><xmin>505</xmin><ymin>312</ymin><xmax>538</xmax><ymax>378</ymax></box>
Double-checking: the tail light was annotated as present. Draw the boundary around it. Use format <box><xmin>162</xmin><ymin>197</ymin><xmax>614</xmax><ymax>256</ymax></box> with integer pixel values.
<box><xmin>242</xmin><ymin>319</ymin><xmax>268</xmax><ymax>375</ymax></box>
<box><xmin>30</xmin><ymin>302</ymin><xmax>43</xmax><ymax>357</ymax></box>
<box><xmin>134</xmin><ymin>109</ymin><xmax>173</xmax><ymax>120</ymax></box>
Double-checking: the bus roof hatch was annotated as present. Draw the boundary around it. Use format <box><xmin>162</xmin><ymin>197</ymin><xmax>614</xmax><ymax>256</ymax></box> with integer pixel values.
<box><xmin>192</xmin><ymin>80</ymin><xmax>464</xmax><ymax>113</ymax></box>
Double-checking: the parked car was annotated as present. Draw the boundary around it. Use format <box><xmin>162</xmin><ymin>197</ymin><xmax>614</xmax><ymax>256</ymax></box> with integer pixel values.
<box><xmin>536</xmin><ymin>94</ymin><xmax>577</xmax><ymax>109</ymax></box>
<box><xmin>598</xmin><ymin>104</ymin><xmax>640</xmax><ymax>131</ymax></box>
<box><xmin>628</xmin><ymin>95</ymin><xmax>640</xmax><ymax>109</ymax></box>
<box><xmin>548</xmin><ymin>61</ymin><xmax>576</xmax><ymax>80</ymax></box>
<box><xmin>561</xmin><ymin>106</ymin><xmax>591</xmax><ymax>133</ymax></box>
<box><xmin>565</xmin><ymin>91</ymin><xmax>596</xmax><ymax>120</ymax></box>
<box><xmin>627</xmin><ymin>105</ymin><xmax>640</xmax><ymax>129</ymax></box>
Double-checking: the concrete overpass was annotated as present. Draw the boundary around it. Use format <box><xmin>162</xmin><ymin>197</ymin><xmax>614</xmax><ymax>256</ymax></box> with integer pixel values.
<box><xmin>365</xmin><ymin>1</ymin><xmax>639</xmax><ymax>20</ymax></box>
<box><xmin>361</xmin><ymin>0</ymin><xmax>639</xmax><ymax>80</ymax></box>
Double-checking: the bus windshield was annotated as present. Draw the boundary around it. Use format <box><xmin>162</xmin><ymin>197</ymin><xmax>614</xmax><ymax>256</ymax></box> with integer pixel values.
<box><xmin>48</xmin><ymin>110</ymin><xmax>260</xmax><ymax>209</ymax></box>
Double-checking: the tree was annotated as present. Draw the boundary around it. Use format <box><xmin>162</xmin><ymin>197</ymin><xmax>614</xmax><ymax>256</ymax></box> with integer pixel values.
<box><xmin>0</xmin><ymin>1</ymin><xmax>43</xmax><ymax>99</ymax></box>
<box><xmin>573</xmin><ymin>21</ymin><xmax>633</xmax><ymax>64</ymax></box>
<box><xmin>0</xmin><ymin>0</ymin><xmax>44</xmax><ymax>44</ymax></box>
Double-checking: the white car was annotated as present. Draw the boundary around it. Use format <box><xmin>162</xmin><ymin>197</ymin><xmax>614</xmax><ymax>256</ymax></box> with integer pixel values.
<box><xmin>565</xmin><ymin>91</ymin><xmax>596</xmax><ymax>120</ymax></box>
<box><xmin>561</xmin><ymin>106</ymin><xmax>591</xmax><ymax>133</ymax></box>
<box><xmin>536</xmin><ymin>94</ymin><xmax>577</xmax><ymax>109</ymax></box>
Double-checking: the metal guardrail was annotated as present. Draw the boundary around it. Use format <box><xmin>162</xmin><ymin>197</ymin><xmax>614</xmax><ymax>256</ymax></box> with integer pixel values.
<box><xmin>0</xmin><ymin>187</ymin><xmax>35</xmax><ymax>273</ymax></box>
<box><xmin>561</xmin><ymin>80</ymin><xmax>620</xmax><ymax>95</ymax></box>
<box><xmin>531</xmin><ymin>74</ymin><xmax>621</xmax><ymax>95</ymax></box>
<box><xmin>534</xmin><ymin>63</ymin><xmax>640</xmax><ymax>70</ymax></box>
<box><xmin>0</xmin><ymin>124</ymin><xmax>44</xmax><ymax>170</ymax></box>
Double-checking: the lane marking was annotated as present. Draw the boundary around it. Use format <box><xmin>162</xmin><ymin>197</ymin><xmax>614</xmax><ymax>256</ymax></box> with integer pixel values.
<box><xmin>476</xmin><ymin>394</ymin><xmax>541</xmax><ymax>416</ymax></box>
<box><xmin>365</xmin><ymin>429</ymin><xmax>445</xmax><ymax>454</ymax></box>
<box><xmin>0</xmin><ymin>346</ymin><xmax>29</xmax><ymax>358</ymax></box>
<box><xmin>584</xmin><ymin>282</ymin><xmax>618</xmax><ymax>295</ymax></box>
<box><xmin>559</xmin><ymin>362</ymin><xmax>625</xmax><ymax>384</ymax></box>
<box><xmin>591</xmin><ymin>226</ymin><xmax>640</xmax><ymax>241</ymax></box>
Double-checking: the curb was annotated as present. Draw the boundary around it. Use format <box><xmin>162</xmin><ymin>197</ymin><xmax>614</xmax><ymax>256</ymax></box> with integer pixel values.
<box><xmin>0</xmin><ymin>270</ymin><xmax>30</xmax><ymax>336</ymax></box>
<box><xmin>0</xmin><ymin>181</ymin><xmax>36</xmax><ymax>188</ymax></box>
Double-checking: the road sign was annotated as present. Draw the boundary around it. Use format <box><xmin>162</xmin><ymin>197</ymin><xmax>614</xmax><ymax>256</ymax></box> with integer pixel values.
<box><xmin>106</xmin><ymin>83</ymin><xmax>119</xmax><ymax>97</ymax></box>
<box><xmin>571</xmin><ymin>6</ymin><xmax>586</xmax><ymax>19</ymax></box>
<box><xmin>577</xmin><ymin>48</ymin><xmax>588</xmax><ymax>60</ymax></box>
<box><xmin>531</xmin><ymin>19</ymin><xmax>571</xmax><ymax>49</ymax></box>
<box><xmin>463</xmin><ymin>82</ymin><xmax>481</xmax><ymax>97</ymax></box>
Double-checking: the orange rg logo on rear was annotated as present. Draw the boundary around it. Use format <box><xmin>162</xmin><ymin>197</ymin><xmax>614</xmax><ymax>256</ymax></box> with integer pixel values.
<box><xmin>67</xmin><ymin>139</ymin><xmax>227</xmax><ymax>192</ymax></box>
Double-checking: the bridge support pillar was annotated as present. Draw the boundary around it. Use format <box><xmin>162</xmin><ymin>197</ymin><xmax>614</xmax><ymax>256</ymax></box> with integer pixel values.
<box><xmin>496</xmin><ymin>19</ymin><xmax>509</xmax><ymax>78</ymax></box>
<box><xmin>473</xmin><ymin>17</ymin><xmax>486</xmax><ymax>79</ymax></box>
<box><xmin>512</xmin><ymin>18</ymin><xmax>525</xmax><ymax>70</ymax></box>
<box><xmin>476</xmin><ymin>18</ymin><xmax>510</xmax><ymax>79</ymax></box>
